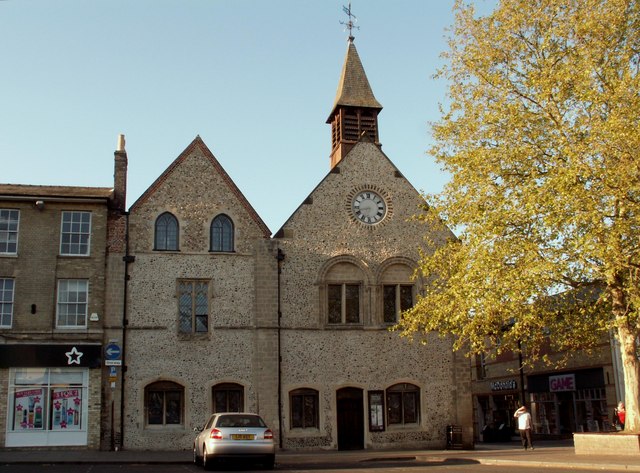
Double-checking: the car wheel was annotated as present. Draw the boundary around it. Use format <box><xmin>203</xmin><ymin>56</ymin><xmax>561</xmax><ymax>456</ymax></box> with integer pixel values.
<box><xmin>262</xmin><ymin>454</ymin><xmax>275</xmax><ymax>470</ymax></box>
<box><xmin>193</xmin><ymin>444</ymin><xmax>201</xmax><ymax>466</ymax></box>
<box><xmin>202</xmin><ymin>445</ymin><xmax>215</xmax><ymax>471</ymax></box>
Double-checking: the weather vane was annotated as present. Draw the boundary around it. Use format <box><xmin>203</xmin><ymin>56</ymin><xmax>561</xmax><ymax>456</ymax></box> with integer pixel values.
<box><xmin>340</xmin><ymin>3</ymin><xmax>359</xmax><ymax>40</ymax></box>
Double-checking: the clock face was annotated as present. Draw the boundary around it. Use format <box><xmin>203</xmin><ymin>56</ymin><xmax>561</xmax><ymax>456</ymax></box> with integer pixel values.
<box><xmin>352</xmin><ymin>191</ymin><xmax>387</xmax><ymax>224</ymax></box>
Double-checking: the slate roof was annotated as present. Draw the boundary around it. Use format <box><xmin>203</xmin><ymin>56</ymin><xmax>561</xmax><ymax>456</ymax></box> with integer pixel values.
<box><xmin>0</xmin><ymin>184</ymin><xmax>113</xmax><ymax>200</ymax></box>
<box><xmin>327</xmin><ymin>37</ymin><xmax>382</xmax><ymax>121</ymax></box>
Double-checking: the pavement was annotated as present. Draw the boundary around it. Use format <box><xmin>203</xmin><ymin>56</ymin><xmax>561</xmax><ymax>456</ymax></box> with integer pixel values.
<box><xmin>1</xmin><ymin>439</ymin><xmax>639</xmax><ymax>471</ymax></box>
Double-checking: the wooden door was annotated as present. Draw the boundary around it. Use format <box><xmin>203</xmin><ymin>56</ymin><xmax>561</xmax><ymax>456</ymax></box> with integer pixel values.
<box><xmin>336</xmin><ymin>387</ymin><xmax>364</xmax><ymax>450</ymax></box>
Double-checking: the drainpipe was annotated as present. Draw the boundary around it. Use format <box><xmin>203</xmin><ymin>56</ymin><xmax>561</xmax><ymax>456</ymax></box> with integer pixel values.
<box><xmin>120</xmin><ymin>211</ymin><xmax>134</xmax><ymax>449</ymax></box>
<box><xmin>276</xmin><ymin>248</ymin><xmax>285</xmax><ymax>449</ymax></box>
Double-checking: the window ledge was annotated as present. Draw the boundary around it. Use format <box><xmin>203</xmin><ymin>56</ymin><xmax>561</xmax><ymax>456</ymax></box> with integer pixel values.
<box><xmin>144</xmin><ymin>425</ymin><xmax>186</xmax><ymax>431</ymax></box>
<box><xmin>324</xmin><ymin>324</ymin><xmax>364</xmax><ymax>330</ymax></box>
<box><xmin>177</xmin><ymin>333</ymin><xmax>210</xmax><ymax>341</ymax></box>
<box><xmin>386</xmin><ymin>423</ymin><xmax>422</xmax><ymax>431</ymax></box>
<box><xmin>287</xmin><ymin>427</ymin><xmax>322</xmax><ymax>438</ymax></box>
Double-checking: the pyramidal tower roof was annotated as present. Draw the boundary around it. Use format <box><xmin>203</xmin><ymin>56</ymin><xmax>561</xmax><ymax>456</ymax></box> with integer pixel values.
<box><xmin>327</xmin><ymin>37</ymin><xmax>382</xmax><ymax>121</ymax></box>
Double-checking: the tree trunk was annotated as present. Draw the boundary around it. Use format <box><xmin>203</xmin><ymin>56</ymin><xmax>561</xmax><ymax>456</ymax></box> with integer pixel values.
<box><xmin>617</xmin><ymin>324</ymin><xmax>640</xmax><ymax>432</ymax></box>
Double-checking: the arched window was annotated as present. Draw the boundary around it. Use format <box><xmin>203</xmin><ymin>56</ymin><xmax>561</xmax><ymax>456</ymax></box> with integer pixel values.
<box><xmin>379</xmin><ymin>261</ymin><xmax>415</xmax><ymax>324</ymax></box>
<box><xmin>210</xmin><ymin>214</ymin><xmax>234</xmax><ymax>252</ymax></box>
<box><xmin>321</xmin><ymin>259</ymin><xmax>366</xmax><ymax>325</ymax></box>
<box><xmin>154</xmin><ymin>212</ymin><xmax>179</xmax><ymax>251</ymax></box>
<box><xmin>290</xmin><ymin>388</ymin><xmax>319</xmax><ymax>429</ymax></box>
<box><xmin>212</xmin><ymin>383</ymin><xmax>244</xmax><ymax>413</ymax></box>
<box><xmin>145</xmin><ymin>381</ymin><xmax>184</xmax><ymax>426</ymax></box>
<box><xmin>386</xmin><ymin>383</ymin><xmax>420</xmax><ymax>425</ymax></box>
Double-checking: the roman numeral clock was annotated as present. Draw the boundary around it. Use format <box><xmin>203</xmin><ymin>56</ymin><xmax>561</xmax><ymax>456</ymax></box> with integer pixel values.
<box><xmin>348</xmin><ymin>186</ymin><xmax>392</xmax><ymax>225</ymax></box>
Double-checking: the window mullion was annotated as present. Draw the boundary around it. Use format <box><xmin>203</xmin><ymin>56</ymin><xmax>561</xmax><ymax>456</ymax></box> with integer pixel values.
<box><xmin>162</xmin><ymin>392</ymin><xmax>167</xmax><ymax>426</ymax></box>
<box><xmin>341</xmin><ymin>284</ymin><xmax>346</xmax><ymax>323</ymax></box>
<box><xmin>191</xmin><ymin>284</ymin><xmax>196</xmax><ymax>332</ymax></box>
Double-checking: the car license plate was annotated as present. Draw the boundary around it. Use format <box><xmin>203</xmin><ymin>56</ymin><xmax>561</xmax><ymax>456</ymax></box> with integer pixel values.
<box><xmin>231</xmin><ymin>434</ymin><xmax>255</xmax><ymax>440</ymax></box>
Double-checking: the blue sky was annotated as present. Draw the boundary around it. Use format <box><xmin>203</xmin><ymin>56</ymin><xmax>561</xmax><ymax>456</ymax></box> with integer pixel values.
<box><xmin>0</xmin><ymin>0</ymin><xmax>495</xmax><ymax>232</ymax></box>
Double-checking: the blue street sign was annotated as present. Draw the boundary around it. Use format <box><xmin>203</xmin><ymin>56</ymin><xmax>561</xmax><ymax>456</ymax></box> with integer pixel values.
<box><xmin>105</xmin><ymin>343</ymin><xmax>121</xmax><ymax>360</ymax></box>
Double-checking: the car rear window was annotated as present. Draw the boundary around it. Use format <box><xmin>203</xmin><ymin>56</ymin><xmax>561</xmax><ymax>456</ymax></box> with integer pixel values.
<box><xmin>216</xmin><ymin>415</ymin><xmax>266</xmax><ymax>428</ymax></box>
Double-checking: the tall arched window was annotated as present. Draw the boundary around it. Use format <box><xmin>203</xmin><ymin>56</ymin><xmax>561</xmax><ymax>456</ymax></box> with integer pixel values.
<box><xmin>145</xmin><ymin>381</ymin><xmax>184</xmax><ymax>426</ymax></box>
<box><xmin>318</xmin><ymin>256</ymin><xmax>370</xmax><ymax>327</ymax></box>
<box><xmin>154</xmin><ymin>212</ymin><xmax>179</xmax><ymax>251</ymax></box>
<box><xmin>210</xmin><ymin>214</ymin><xmax>234</xmax><ymax>252</ymax></box>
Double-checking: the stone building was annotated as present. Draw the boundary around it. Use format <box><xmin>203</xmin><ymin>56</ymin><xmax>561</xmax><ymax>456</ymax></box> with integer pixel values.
<box><xmin>0</xmin><ymin>153</ymin><xmax>126</xmax><ymax>448</ymax></box>
<box><xmin>121</xmin><ymin>136</ymin><xmax>272</xmax><ymax>450</ymax></box>
<box><xmin>1</xmin><ymin>32</ymin><xmax>624</xmax><ymax>454</ymax></box>
<box><xmin>1</xmin><ymin>36</ymin><xmax>477</xmax><ymax>452</ymax></box>
<box><xmin>271</xmin><ymin>38</ymin><xmax>471</xmax><ymax>450</ymax></box>
<box><xmin>118</xmin><ymin>36</ymin><xmax>473</xmax><ymax>451</ymax></box>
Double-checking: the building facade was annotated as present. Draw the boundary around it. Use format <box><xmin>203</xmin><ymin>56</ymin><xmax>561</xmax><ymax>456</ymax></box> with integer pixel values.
<box><xmin>0</xmin><ymin>180</ymin><xmax>123</xmax><ymax>448</ymax></box>
<box><xmin>4</xmin><ymin>34</ymin><xmax>621</xmax><ymax>452</ymax></box>
<box><xmin>121</xmin><ymin>136</ymin><xmax>272</xmax><ymax>450</ymax></box>
<box><xmin>116</xmin><ymin>37</ymin><xmax>473</xmax><ymax>451</ymax></box>
<box><xmin>471</xmin><ymin>339</ymin><xmax>620</xmax><ymax>443</ymax></box>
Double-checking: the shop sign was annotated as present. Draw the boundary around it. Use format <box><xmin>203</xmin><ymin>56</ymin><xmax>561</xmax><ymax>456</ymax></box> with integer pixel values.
<box><xmin>490</xmin><ymin>379</ymin><xmax>517</xmax><ymax>391</ymax></box>
<box><xmin>549</xmin><ymin>373</ymin><xmax>575</xmax><ymax>392</ymax></box>
<box><xmin>0</xmin><ymin>344</ymin><xmax>102</xmax><ymax>368</ymax></box>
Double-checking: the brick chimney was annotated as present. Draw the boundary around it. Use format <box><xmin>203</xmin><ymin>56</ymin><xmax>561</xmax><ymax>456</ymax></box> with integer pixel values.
<box><xmin>113</xmin><ymin>134</ymin><xmax>128</xmax><ymax>212</ymax></box>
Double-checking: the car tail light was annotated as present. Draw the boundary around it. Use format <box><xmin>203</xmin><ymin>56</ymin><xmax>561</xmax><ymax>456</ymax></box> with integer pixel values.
<box><xmin>209</xmin><ymin>428</ymin><xmax>223</xmax><ymax>440</ymax></box>
<box><xmin>264</xmin><ymin>429</ymin><xmax>274</xmax><ymax>439</ymax></box>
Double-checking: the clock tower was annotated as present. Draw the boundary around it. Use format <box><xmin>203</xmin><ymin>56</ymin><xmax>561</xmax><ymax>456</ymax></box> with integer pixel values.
<box><xmin>327</xmin><ymin>36</ymin><xmax>383</xmax><ymax>169</ymax></box>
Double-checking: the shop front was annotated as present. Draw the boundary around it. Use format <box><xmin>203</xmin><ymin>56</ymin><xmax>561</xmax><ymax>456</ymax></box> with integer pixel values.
<box><xmin>1</xmin><ymin>344</ymin><xmax>102</xmax><ymax>448</ymax></box>
<box><xmin>528</xmin><ymin>368</ymin><xmax>610</xmax><ymax>436</ymax></box>
<box><xmin>475</xmin><ymin>379</ymin><xmax>520</xmax><ymax>442</ymax></box>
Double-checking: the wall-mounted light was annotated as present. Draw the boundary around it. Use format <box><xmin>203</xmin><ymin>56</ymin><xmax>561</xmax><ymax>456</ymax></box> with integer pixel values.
<box><xmin>35</xmin><ymin>200</ymin><xmax>45</xmax><ymax>211</ymax></box>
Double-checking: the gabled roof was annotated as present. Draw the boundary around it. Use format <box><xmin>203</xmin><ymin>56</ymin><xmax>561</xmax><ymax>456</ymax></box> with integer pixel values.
<box><xmin>273</xmin><ymin>139</ymin><xmax>422</xmax><ymax>237</ymax></box>
<box><xmin>327</xmin><ymin>38</ymin><xmax>382</xmax><ymax>122</ymax></box>
<box><xmin>130</xmin><ymin>136</ymin><xmax>271</xmax><ymax>238</ymax></box>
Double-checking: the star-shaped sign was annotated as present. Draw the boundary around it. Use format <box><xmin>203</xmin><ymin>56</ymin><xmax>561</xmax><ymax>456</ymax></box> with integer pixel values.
<box><xmin>65</xmin><ymin>347</ymin><xmax>83</xmax><ymax>365</ymax></box>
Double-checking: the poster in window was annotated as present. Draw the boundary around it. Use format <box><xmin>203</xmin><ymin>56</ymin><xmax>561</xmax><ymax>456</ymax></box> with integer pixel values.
<box><xmin>368</xmin><ymin>390</ymin><xmax>385</xmax><ymax>432</ymax></box>
<box><xmin>13</xmin><ymin>389</ymin><xmax>44</xmax><ymax>430</ymax></box>
<box><xmin>51</xmin><ymin>388</ymin><xmax>82</xmax><ymax>430</ymax></box>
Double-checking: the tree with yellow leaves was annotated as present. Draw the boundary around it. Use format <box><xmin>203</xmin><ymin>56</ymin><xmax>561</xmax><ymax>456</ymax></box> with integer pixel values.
<box><xmin>398</xmin><ymin>0</ymin><xmax>640</xmax><ymax>432</ymax></box>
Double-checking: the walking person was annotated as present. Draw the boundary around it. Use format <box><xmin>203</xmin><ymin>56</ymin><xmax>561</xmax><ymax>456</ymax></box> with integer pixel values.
<box><xmin>514</xmin><ymin>405</ymin><xmax>534</xmax><ymax>450</ymax></box>
<box><xmin>615</xmin><ymin>401</ymin><xmax>626</xmax><ymax>430</ymax></box>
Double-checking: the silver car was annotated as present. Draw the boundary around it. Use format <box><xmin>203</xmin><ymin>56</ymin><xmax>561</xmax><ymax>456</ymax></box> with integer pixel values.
<box><xmin>193</xmin><ymin>412</ymin><xmax>275</xmax><ymax>470</ymax></box>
